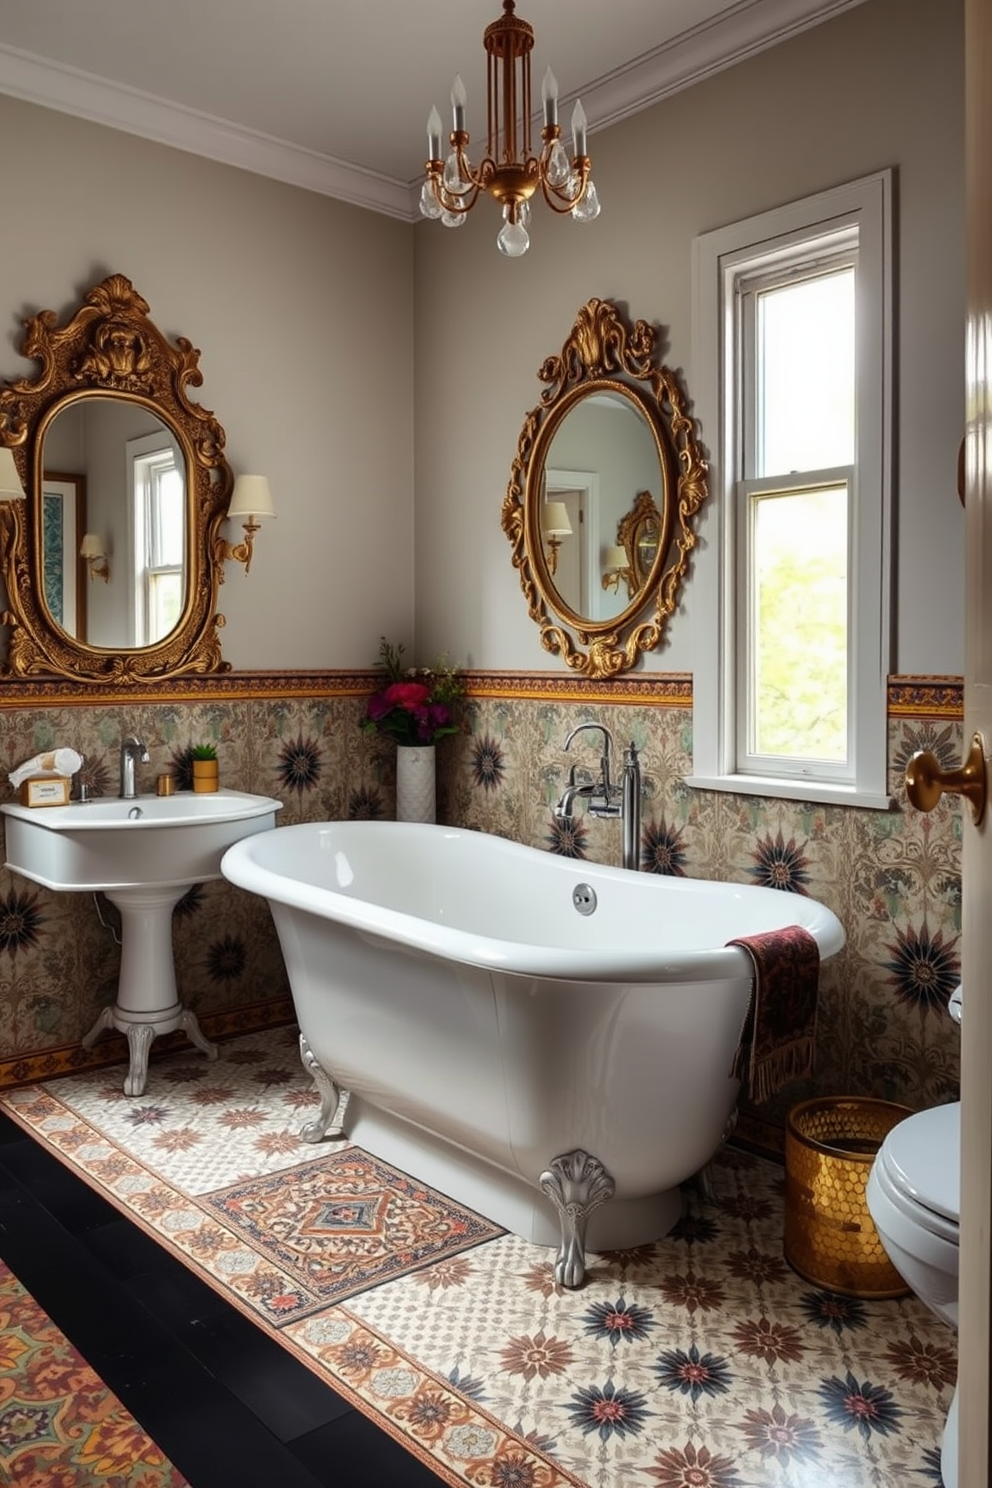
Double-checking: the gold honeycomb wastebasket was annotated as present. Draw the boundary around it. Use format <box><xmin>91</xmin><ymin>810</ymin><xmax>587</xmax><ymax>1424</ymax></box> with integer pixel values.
<box><xmin>784</xmin><ymin>1097</ymin><xmax>913</xmax><ymax>1298</ymax></box>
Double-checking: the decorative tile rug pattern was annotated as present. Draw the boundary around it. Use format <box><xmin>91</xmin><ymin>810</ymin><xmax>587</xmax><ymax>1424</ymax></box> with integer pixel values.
<box><xmin>0</xmin><ymin>1028</ymin><xmax>955</xmax><ymax>1488</ymax></box>
<box><xmin>0</xmin><ymin>1258</ymin><xmax>188</xmax><ymax>1487</ymax></box>
<box><xmin>205</xmin><ymin>1150</ymin><xmax>500</xmax><ymax>1318</ymax></box>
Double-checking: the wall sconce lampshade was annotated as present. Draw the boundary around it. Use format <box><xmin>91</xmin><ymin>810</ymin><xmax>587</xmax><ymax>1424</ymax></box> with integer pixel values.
<box><xmin>541</xmin><ymin>499</ymin><xmax>572</xmax><ymax>576</ymax></box>
<box><xmin>79</xmin><ymin>532</ymin><xmax>110</xmax><ymax>582</ymax></box>
<box><xmin>541</xmin><ymin>500</ymin><xmax>573</xmax><ymax>537</ymax></box>
<box><xmin>227</xmin><ymin>474</ymin><xmax>276</xmax><ymax>522</ymax></box>
<box><xmin>0</xmin><ymin>447</ymin><xmax>25</xmax><ymax>500</ymax></box>
<box><xmin>216</xmin><ymin>474</ymin><xmax>276</xmax><ymax>578</ymax></box>
<box><xmin>601</xmin><ymin>541</ymin><xmax>634</xmax><ymax>597</ymax></box>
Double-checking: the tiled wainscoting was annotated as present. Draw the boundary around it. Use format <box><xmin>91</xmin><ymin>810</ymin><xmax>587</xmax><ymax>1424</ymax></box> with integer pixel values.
<box><xmin>0</xmin><ymin>671</ymin><xmax>963</xmax><ymax>1148</ymax></box>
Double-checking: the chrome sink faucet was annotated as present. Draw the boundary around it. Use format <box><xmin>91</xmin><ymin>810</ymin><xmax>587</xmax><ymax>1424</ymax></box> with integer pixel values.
<box><xmin>119</xmin><ymin>735</ymin><xmax>149</xmax><ymax>799</ymax></box>
<box><xmin>555</xmin><ymin>723</ymin><xmax>642</xmax><ymax>871</ymax></box>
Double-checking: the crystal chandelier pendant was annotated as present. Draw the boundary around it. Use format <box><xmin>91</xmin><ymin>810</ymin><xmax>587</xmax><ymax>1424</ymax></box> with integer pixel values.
<box><xmin>571</xmin><ymin>179</ymin><xmax>601</xmax><ymax>223</ymax></box>
<box><xmin>545</xmin><ymin>139</ymin><xmax>570</xmax><ymax>189</ymax></box>
<box><xmin>497</xmin><ymin>220</ymin><xmax>530</xmax><ymax>256</ymax></box>
<box><xmin>497</xmin><ymin>203</ymin><xmax>530</xmax><ymax>257</ymax></box>
<box><xmin>441</xmin><ymin>208</ymin><xmax>467</xmax><ymax>229</ymax></box>
<box><xmin>443</xmin><ymin>151</ymin><xmax>470</xmax><ymax>194</ymax></box>
<box><xmin>419</xmin><ymin>182</ymin><xmax>443</xmax><ymax>220</ymax></box>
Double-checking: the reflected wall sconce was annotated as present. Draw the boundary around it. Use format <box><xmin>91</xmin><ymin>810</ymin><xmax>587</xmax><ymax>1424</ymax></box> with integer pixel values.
<box><xmin>0</xmin><ymin>447</ymin><xmax>25</xmax><ymax>501</ymax></box>
<box><xmin>80</xmin><ymin>533</ymin><xmax>110</xmax><ymax>582</ymax></box>
<box><xmin>541</xmin><ymin>500</ymin><xmax>572</xmax><ymax>576</ymax></box>
<box><xmin>601</xmin><ymin>543</ymin><xmax>634</xmax><ymax>598</ymax></box>
<box><xmin>215</xmin><ymin>474</ymin><xmax>276</xmax><ymax>577</ymax></box>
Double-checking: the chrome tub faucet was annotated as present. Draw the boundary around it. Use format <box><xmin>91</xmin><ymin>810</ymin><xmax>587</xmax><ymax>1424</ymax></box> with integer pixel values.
<box><xmin>119</xmin><ymin>735</ymin><xmax>149</xmax><ymax>799</ymax></box>
<box><xmin>555</xmin><ymin>723</ymin><xmax>642</xmax><ymax>871</ymax></box>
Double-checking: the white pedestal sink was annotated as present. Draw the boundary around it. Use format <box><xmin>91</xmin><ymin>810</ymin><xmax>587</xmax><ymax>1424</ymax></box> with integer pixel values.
<box><xmin>1</xmin><ymin>789</ymin><xmax>283</xmax><ymax>1096</ymax></box>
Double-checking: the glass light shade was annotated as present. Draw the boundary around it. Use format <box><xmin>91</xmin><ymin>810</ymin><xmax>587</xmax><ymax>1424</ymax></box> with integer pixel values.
<box><xmin>0</xmin><ymin>446</ymin><xmax>24</xmax><ymax>499</ymax></box>
<box><xmin>227</xmin><ymin>475</ymin><xmax>276</xmax><ymax>520</ymax></box>
<box><xmin>572</xmin><ymin>179</ymin><xmax>601</xmax><ymax>223</ymax></box>
<box><xmin>546</xmin><ymin>139</ymin><xmax>570</xmax><ymax>188</ymax></box>
<box><xmin>443</xmin><ymin>151</ymin><xmax>470</xmax><ymax>194</ymax></box>
<box><xmin>541</xmin><ymin>500</ymin><xmax>572</xmax><ymax>537</ymax></box>
<box><xmin>420</xmin><ymin>181</ymin><xmax>443</xmax><ymax>220</ymax></box>
<box><xmin>497</xmin><ymin>220</ymin><xmax>530</xmax><ymax>257</ymax></box>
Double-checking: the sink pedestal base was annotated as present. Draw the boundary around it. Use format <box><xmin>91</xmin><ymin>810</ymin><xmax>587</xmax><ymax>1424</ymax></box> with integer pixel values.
<box><xmin>82</xmin><ymin>885</ymin><xmax>219</xmax><ymax>1097</ymax></box>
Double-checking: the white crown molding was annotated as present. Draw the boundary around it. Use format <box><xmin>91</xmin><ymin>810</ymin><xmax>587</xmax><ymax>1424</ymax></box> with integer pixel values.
<box><xmin>577</xmin><ymin>0</ymin><xmax>868</xmax><ymax>136</ymax></box>
<box><xmin>0</xmin><ymin>43</ymin><xmax>413</xmax><ymax>221</ymax></box>
<box><xmin>0</xmin><ymin>0</ymin><xmax>866</xmax><ymax>225</ymax></box>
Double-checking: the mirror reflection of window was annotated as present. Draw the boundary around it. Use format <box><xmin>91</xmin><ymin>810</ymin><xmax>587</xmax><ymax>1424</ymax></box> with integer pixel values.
<box><xmin>128</xmin><ymin>433</ymin><xmax>185</xmax><ymax>646</ymax></box>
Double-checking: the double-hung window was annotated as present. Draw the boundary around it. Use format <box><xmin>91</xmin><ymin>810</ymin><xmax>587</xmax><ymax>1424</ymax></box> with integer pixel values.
<box><xmin>690</xmin><ymin>172</ymin><xmax>893</xmax><ymax>807</ymax></box>
<box><xmin>128</xmin><ymin>432</ymin><xmax>185</xmax><ymax>647</ymax></box>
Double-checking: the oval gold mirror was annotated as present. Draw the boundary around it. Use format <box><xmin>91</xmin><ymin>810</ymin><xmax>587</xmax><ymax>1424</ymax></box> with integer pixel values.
<box><xmin>0</xmin><ymin>274</ymin><xmax>232</xmax><ymax>682</ymax></box>
<box><xmin>501</xmin><ymin>298</ymin><xmax>708</xmax><ymax>678</ymax></box>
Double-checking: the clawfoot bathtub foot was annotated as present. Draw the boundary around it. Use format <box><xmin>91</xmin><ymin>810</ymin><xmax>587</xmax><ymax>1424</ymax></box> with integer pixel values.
<box><xmin>539</xmin><ymin>1149</ymin><xmax>616</xmax><ymax>1289</ymax></box>
<box><xmin>298</xmin><ymin>1034</ymin><xmax>349</xmax><ymax>1143</ymax></box>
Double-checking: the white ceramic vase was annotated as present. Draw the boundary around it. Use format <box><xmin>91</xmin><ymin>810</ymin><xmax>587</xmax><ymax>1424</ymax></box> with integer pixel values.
<box><xmin>396</xmin><ymin>744</ymin><xmax>436</xmax><ymax>823</ymax></box>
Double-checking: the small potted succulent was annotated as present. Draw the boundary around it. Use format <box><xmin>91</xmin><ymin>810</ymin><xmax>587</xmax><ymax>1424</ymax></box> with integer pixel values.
<box><xmin>190</xmin><ymin>743</ymin><xmax>219</xmax><ymax>793</ymax></box>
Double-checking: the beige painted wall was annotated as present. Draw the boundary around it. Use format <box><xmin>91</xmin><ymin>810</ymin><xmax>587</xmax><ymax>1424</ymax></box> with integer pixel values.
<box><xmin>0</xmin><ymin>94</ymin><xmax>415</xmax><ymax>670</ymax></box>
<box><xmin>0</xmin><ymin>0</ymin><xmax>965</xmax><ymax>679</ymax></box>
<box><xmin>413</xmin><ymin>0</ymin><xmax>965</xmax><ymax>676</ymax></box>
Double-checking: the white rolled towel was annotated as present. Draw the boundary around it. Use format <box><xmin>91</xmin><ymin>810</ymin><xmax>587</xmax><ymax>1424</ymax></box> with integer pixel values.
<box><xmin>9</xmin><ymin>748</ymin><xmax>84</xmax><ymax>790</ymax></box>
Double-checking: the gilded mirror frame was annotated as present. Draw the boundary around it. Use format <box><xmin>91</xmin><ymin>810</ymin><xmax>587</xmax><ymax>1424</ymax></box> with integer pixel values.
<box><xmin>0</xmin><ymin>274</ymin><xmax>232</xmax><ymax>682</ymax></box>
<box><xmin>501</xmin><ymin>298</ymin><xmax>708</xmax><ymax>678</ymax></box>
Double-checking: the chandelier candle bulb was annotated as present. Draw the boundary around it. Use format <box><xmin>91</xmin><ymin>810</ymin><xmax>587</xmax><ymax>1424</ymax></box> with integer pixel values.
<box><xmin>542</xmin><ymin>67</ymin><xmax>558</xmax><ymax>127</ymax></box>
<box><xmin>571</xmin><ymin>99</ymin><xmax>587</xmax><ymax>159</ymax></box>
<box><xmin>427</xmin><ymin>105</ymin><xmax>442</xmax><ymax>159</ymax></box>
<box><xmin>451</xmin><ymin>75</ymin><xmax>467</xmax><ymax>133</ymax></box>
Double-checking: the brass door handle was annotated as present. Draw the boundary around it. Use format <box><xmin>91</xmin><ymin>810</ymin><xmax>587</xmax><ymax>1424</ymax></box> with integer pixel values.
<box><xmin>905</xmin><ymin>731</ymin><xmax>987</xmax><ymax>824</ymax></box>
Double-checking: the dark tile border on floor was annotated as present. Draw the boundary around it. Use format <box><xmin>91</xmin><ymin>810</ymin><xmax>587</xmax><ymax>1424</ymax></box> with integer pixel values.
<box><xmin>0</xmin><ymin>1112</ymin><xmax>445</xmax><ymax>1488</ymax></box>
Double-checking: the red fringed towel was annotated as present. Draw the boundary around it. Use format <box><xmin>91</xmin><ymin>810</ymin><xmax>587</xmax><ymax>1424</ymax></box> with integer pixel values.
<box><xmin>727</xmin><ymin>924</ymin><xmax>820</xmax><ymax>1104</ymax></box>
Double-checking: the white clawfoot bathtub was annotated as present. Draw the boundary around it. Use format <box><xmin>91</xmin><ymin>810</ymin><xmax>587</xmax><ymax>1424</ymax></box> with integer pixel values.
<box><xmin>222</xmin><ymin>821</ymin><xmax>844</xmax><ymax>1284</ymax></box>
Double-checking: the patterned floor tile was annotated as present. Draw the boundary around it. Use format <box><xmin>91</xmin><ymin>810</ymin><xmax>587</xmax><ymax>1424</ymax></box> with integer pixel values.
<box><xmin>0</xmin><ymin>1032</ymin><xmax>955</xmax><ymax>1488</ymax></box>
<box><xmin>0</xmin><ymin>1259</ymin><xmax>188</xmax><ymax>1487</ymax></box>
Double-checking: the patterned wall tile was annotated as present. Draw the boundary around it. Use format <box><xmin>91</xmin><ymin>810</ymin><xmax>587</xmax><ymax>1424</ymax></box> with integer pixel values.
<box><xmin>0</xmin><ymin>675</ymin><xmax>963</xmax><ymax>1148</ymax></box>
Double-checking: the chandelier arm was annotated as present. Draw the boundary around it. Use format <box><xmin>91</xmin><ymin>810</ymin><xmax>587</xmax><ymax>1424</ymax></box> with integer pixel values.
<box><xmin>539</xmin><ymin>162</ymin><xmax>591</xmax><ymax>214</ymax></box>
<box><xmin>430</xmin><ymin>177</ymin><xmax>485</xmax><ymax>215</ymax></box>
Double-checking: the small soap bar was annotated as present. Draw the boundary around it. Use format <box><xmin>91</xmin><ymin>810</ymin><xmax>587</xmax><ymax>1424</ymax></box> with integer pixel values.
<box><xmin>19</xmin><ymin>776</ymin><xmax>71</xmax><ymax>807</ymax></box>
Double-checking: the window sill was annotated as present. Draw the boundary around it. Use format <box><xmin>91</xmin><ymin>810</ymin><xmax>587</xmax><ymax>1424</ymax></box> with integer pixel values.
<box><xmin>684</xmin><ymin>773</ymin><xmax>896</xmax><ymax>812</ymax></box>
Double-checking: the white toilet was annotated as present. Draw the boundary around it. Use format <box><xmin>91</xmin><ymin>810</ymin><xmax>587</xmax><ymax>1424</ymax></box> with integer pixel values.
<box><xmin>866</xmin><ymin>983</ymin><xmax>961</xmax><ymax>1488</ymax></box>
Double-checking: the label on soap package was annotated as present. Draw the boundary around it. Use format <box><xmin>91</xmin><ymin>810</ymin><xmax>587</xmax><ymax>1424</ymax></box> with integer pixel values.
<box><xmin>19</xmin><ymin>777</ymin><xmax>71</xmax><ymax>807</ymax></box>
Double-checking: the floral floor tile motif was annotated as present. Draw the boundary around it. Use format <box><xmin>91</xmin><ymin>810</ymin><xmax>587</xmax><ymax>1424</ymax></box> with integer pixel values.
<box><xmin>0</xmin><ymin>1258</ymin><xmax>188</xmax><ymax>1487</ymax></box>
<box><xmin>0</xmin><ymin>1031</ymin><xmax>955</xmax><ymax>1488</ymax></box>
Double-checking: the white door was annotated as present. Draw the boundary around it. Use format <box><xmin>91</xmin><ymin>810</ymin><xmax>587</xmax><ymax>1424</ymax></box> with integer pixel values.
<box><xmin>959</xmin><ymin>3</ymin><xmax>991</xmax><ymax>1477</ymax></box>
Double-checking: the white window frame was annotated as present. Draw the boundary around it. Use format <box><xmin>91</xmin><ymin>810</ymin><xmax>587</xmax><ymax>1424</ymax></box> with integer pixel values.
<box><xmin>688</xmin><ymin>171</ymin><xmax>893</xmax><ymax>809</ymax></box>
<box><xmin>127</xmin><ymin>431</ymin><xmax>184</xmax><ymax>648</ymax></box>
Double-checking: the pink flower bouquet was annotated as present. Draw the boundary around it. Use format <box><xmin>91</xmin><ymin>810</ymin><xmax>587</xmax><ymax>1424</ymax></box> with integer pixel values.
<box><xmin>361</xmin><ymin>638</ymin><xmax>463</xmax><ymax>746</ymax></box>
